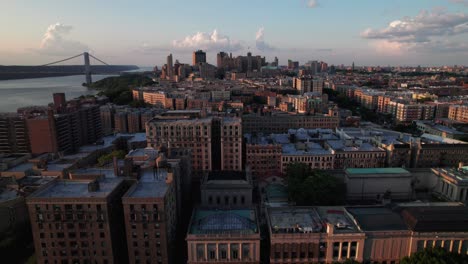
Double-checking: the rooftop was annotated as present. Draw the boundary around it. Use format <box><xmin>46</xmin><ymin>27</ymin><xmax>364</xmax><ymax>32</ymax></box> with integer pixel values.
<box><xmin>268</xmin><ymin>207</ymin><xmax>360</xmax><ymax>234</ymax></box>
<box><xmin>125</xmin><ymin>168</ymin><xmax>169</xmax><ymax>198</ymax></box>
<box><xmin>30</xmin><ymin>177</ymin><xmax>123</xmax><ymax>199</ymax></box>
<box><xmin>346</xmin><ymin>167</ymin><xmax>411</xmax><ymax>175</ymax></box>
<box><xmin>432</xmin><ymin>167</ymin><xmax>468</xmax><ymax>184</ymax></box>
<box><xmin>189</xmin><ymin>208</ymin><xmax>258</xmax><ymax>235</ymax></box>
<box><xmin>401</xmin><ymin>206</ymin><xmax>468</xmax><ymax>232</ymax></box>
<box><xmin>0</xmin><ymin>187</ymin><xmax>19</xmax><ymax>203</ymax></box>
<box><xmin>347</xmin><ymin>207</ymin><xmax>408</xmax><ymax>231</ymax></box>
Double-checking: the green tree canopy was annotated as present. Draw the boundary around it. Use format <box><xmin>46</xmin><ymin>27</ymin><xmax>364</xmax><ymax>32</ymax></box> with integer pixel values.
<box><xmin>97</xmin><ymin>150</ymin><xmax>127</xmax><ymax>166</ymax></box>
<box><xmin>401</xmin><ymin>247</ymin><xmax>468</xmax><ymax>264</ymax></box>
<box><xmin>286</xmin><ymin>162</ymin><xmax>346</xmax><ymax>205</ymax></box>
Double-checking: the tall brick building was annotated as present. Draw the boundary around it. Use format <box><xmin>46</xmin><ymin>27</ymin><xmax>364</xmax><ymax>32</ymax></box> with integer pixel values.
<box><xmin>0</xmin><ymin>113</ymin><xmax>30</xmax><ymax>153</ymax></box>
<box><xmin>122</xmin><ymin>159</ymin><xmax>181</xmax><ymax>264</ymax></box>
<box><xmin>26</xmin><ymin>178</ymin><xmax>131</xmax><ymax>264</ymax></box>
<box><xmin>25</xmin><ymin>94</ymin><xmax>102</xmax><ymax>155</ymax></box>
<box><xmin>146</xmin><ymin>115</ymin><xmax>242</xmax><ymax>173</ymax></box>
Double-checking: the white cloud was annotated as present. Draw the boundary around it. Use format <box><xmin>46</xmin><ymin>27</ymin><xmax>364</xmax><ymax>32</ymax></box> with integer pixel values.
<box><xmin>255</xmin><ymin>27</ymin><xmax>276</xmax><ymax>51</ymax></box>
<box><xmin>307</xmin><ymin>0</ymin><xmax>318</xmax><ymax>8</ymax></box>
<box><xmin>361</xmin><ymin>10</ymin><xmax>468</xmax><ymax>55</ymax></box>
<box><xmin>360</xmin><ymin>10</ymin><xmax>468</xmax><ymax>43</ymax></box>
<box><xmin>370</xmin><ymin>40</ymin><xmax>407</xmax><ymax>56</ymax></box>
<box><xmin>172</xmin><ymin>29</ymin><xmax>243</xmax><ymax>52</ymax></box>
<box><xmin>37</xmin><ymin>23</ymin><xmax>89</xmax><ymax>56</ymax></box>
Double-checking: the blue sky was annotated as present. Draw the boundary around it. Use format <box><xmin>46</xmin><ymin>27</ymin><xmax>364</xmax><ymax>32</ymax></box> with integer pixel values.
<box><xmin>0</xmin><ymin>0</ymin><xmax>467</xmax><ymax>66</ymax></box>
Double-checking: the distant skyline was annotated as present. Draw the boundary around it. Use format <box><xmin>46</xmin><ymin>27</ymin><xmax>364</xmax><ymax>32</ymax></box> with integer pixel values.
<box><xmin>0</xmin><ymin>0</ymin><xmax>467</xmax><ymax>67</ymax></box>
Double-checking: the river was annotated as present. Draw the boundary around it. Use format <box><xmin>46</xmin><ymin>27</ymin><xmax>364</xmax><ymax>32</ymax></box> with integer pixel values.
<box><xmin>0</xmin><ymin>74</ymin><xmax>116</xmax><ymax>112</ymax></box>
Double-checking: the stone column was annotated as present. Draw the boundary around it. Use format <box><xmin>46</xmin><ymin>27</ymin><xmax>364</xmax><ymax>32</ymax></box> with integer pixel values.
<box><xmin>239</xmin><ymin>243</ymin><xmax>242</xmax><ymax>260</ymax></box>
<box><xmin>338</xmin><ymin>242</ymin><xmax>343</xmax><ymax>260</ymax></box>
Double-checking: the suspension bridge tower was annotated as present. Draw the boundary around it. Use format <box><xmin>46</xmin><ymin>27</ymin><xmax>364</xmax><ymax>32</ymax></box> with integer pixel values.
<box><xmin>39</xmin><ymin>52</ymin><xmax>109</xmax><ymax>86</ymax></box>
<box><xmin>83</xmin><ymin>52</ymin><xmax>92</xmax><ymax>85</ymax></box>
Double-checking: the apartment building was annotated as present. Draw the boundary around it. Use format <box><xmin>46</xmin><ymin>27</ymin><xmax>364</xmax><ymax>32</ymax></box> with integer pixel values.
<box><xmin>0</xmin><ymin>113</ymin><xmax>30</xmax><ymax>153</ymax></box>
<box><xmin>27</xmin><ymin>177</ymin><xmax>131</xmax><ymax>264</ymax></box>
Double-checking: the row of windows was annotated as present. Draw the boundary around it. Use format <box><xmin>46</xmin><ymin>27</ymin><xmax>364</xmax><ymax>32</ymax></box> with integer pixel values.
<box><xmin>208</xmin><ymin>195</ymin><xmax>246</xmax><ymax>205</ymax></box>
<box><xmin>35</xmin><ymin>204</ymin><xmax>103</xmax><ymax>212</ymax></box>
<box><xmin>36</xmin><ymin>212</ymin><xmax>105</xmax><ymax>222</ymax></box>
<box><xmin>37</xmin><ymin>222</ymin><xmax>104</xmax><ymax>230</ymax></box>
<box><xmin>283</xmin><ymin>156</ymin><xmax>333</xmax><ymax>162</ymax></box>
<box><xmin>42</xmin><ymin>258</ymin><xmax>109</xmax><ymax>264</ymax></box>
<box><xmin>39</xmin><ymin>231</ymin><xmax>106</xmax><ymax>239</ymax></box>
<box><xmin>196</xmin><ymin>243</ymin><xmax>251</xmax><ymax>260</ymax></box>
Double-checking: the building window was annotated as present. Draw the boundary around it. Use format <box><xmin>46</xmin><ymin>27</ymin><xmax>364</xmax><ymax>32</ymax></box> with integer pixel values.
<box><xmin>242</xmin><ymin>244</ymin><xmax>250</xmax><ymax>259</ymax></box>
<box><xmin>231</xmin><ymin>244</ymin><xmax>239</xmax><ymax>259</ymax></box>
<box><xmin>350</xmin><ymin>241</ymin><xmax>357</xmax><ymax>258</ymax></box>
<box><xmin>333</xmin><ymin>242</ymin><xmax>340</xmax><ymax>259</ymax></box>
<box><xmin>209</xmin><ymin>249</ymin><xmax>216</xmax><ymax>260</ymax></box>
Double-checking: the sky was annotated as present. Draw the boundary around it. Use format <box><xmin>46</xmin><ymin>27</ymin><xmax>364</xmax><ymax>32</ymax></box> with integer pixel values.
<box><xmin>0</xmin><ymin>0</ymin><xmax>467</xmax><ymax>67</ymax></box>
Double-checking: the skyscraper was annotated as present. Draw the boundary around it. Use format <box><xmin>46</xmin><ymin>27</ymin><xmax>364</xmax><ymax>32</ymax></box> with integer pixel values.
<box><xmin>167</xmin><ymin>54</ymin><xmax>173</xmax><ymax>80</ymax></box>
<box><xmin>192</xmin><ymin>50</ymin><xmax>206</xmax><ymax>66</ymax></box>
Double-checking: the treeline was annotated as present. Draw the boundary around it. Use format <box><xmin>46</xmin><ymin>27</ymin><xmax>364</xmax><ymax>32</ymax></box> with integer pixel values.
<box><xmin>88</xmin><ymin>74</ymin><xmax>155</xmax><ymax>105</ymax></box>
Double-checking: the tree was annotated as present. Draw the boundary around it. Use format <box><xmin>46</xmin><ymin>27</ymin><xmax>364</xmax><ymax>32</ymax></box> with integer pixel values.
<box><xmin>97</xmin><ymin>150</ymin><xmax>127</xmax><ymax>166</ymax></box>
<box><xmin>401</xmin><ymin>247</ymin><xmax>468</xmax><ymax>264</ymax></box>
<box><xmin>286</xmin><ymin>162</ymin><xmax>346</xmax><ymax>205</ymax></box>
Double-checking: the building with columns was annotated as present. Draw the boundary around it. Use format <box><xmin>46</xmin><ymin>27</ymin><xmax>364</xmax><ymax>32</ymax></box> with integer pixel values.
<box><xmin>267</xmin><ymin>207</ymin><xmax>365</xmax><ymax>263</ymax></box>
<box><xmin>267</xmin><ymin>205</ymin><xmax>468</xmax><ymax>264</ymax></box>
<box><xmin>186</xmin><ymin>208</ymin><xmax>260</xmax><ymax>263</ymax></box>
<box><xmin>431</xmin><ymin>166</ymin><xmax>468</xmax><ymax>203</ymax></box>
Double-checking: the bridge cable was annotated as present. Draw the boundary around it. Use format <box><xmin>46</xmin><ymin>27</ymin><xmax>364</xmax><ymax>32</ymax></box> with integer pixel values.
<box><xmin>38</xmin><ymin>53</ymin><xmax>84</xmax><ymax>67</ymax></box>
<box><xmin>88</xmin><ymin>54</ymin><xmax>109</xmax><ymax>66</ymax></box>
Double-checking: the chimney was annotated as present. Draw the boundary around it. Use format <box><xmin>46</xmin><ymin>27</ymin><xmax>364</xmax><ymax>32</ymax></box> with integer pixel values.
<box><xmin>88</xmin><ymin>180</ymin><xmax>100</xmax><ymax>192</ymax></box>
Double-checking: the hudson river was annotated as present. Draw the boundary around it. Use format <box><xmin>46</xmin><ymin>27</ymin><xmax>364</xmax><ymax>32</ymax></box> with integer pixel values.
<box><xmin>0</xmin><ymin>75</ymin><xmax>115</xmax><ymax>112</ymax></box>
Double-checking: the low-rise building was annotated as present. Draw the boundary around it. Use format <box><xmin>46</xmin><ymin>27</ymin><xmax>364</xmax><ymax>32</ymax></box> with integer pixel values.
<box><xmin>344</xmin><ymin>168</ymin><xmax>413</xmax><ymax>201</ymax></box>
<box><xmin>431</xmin><ymin>166</ymin><xmax>468</xmax><ymax>203</ymax></box>
<box><xmin>267</xmin><ymin>207</ymin><xmax>365</xmax><ymax>263</ymax></box>
<box><xmin>186</xmin><ymin>208</ymin><xmax>260</xmax><ymax>263</ymax></box>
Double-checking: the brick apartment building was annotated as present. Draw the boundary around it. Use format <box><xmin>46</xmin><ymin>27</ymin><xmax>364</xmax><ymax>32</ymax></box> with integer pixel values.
<box><xmin>26</xmin><ymin>177</ymin><xmax>131</xmax><ymax>264</ymax></box>
<box><xmin>242</xmin><ymin>113</ymin><xmax>339</xmax><ymax>134</ymax></box>
<box><xmin>122</xmin><ymin>159</ymin><xmax>181</xmax><ymax>264</ymax></box>
<box><xmin>0</xmin><ymin>113</ymin><xmax>30</xmax><ymax>153</ymax></box>
<box><xmin>146</xmin><ymin>115</ymin><xmax>242</xmax><ymax>173</ymax></box>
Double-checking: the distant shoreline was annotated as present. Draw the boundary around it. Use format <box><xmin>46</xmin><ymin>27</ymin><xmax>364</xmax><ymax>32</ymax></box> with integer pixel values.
<box><xmin>0</xmin><ymin>65</ymin><xmax>139</xmax><ymax>81</ymax></box>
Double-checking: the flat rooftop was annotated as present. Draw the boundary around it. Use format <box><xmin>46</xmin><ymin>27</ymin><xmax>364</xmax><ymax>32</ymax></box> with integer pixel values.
<box><xmin>189</xmin><ymin>208</ymin><xmax>258</xmax><ymax>235</ymax></box>
<box><xmin>346</xmin><ymin>167</ymin><xmax>411</xmax><ymax>176</ymax></box>
<box><xmin>30</xmin><ymin>177</ymin><xmax>123</xmax><ymax>199</ymax></box>
<box><xmin>401</xmin><ymin>206</ymin><xmax>468</xmax><ymax>232</ymax></box>
<box><xmin>70</xmin><ymin>168</ymin><xmax>117</xmax><ymax>178</ymax></box>
<box><xmin>268</xmin><ymin>207</ymin><xmax>361</xmax><ymax>234</ymax></box>
<box><xmin>347</xmin><ymin>207</ymin><xmax>408</xmax><ymax>231</ymax></box>
<box><xmin>125</xmin><ymin>168</ymin><xmax>168</xmax><ymax>198</ymax></box>
<box><xmin>269</xmin><ymin>207</ymin><xmax>324</xmax><ymax>233</ymax></box>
